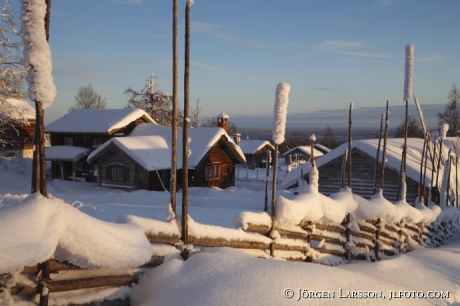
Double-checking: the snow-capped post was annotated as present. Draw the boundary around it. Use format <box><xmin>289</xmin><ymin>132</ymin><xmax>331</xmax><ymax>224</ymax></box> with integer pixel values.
<box><xmin>418</xmin><ymin>133</ymin><xmax>427</xmax><ymax>201</ymax></box>
<box><xmin>399</xmin><ymin>44</ymin><xmax>414</xmax><ymax>202</ymax></box>
<box><xmin>170</xmin><ymin>0</ymin><xmax>179</xmax><ymax>217</ymax></box>
<box><xmin>440</xmin><ymin>150</ymin><xmax>451</xmax><ymax>208</ymax></box>
<box><xmin>270</xmin><ymin>82</ymin><xmax>290</xmax><ymax>257</ymax></box>
<box><xmin>348</xmin><ymin>102</ymin><xmax>353</xmax><ymax>188</ymax></box>
<box><xmin>380</xmin><ymin>101</ymin><xmax>390</xmax><ymax>191</ymax></box>
<box><xmin>181</xmin><ymin>0</ymin><xmax>193</xmax><ymax>251</ymax></box>
<box><xmin>264</xmin><ymin>150</ymin><xmax>272</xmax><ymax>211</ymax></box>
<box><xmin>373</xmin><ymin>113</ymin><xmax>384</xmax><ymax>194</ymax></box>
<box><xmin>21</xmin><ymin>0</ymin><xmax>56</xmax><ymax>198</ymax></box>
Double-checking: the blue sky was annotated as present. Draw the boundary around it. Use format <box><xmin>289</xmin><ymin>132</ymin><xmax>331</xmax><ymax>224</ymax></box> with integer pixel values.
<box><xmin>13</xmin><ymin>0</ymin><xmax>460</xmax><ymax>128</ymax></box>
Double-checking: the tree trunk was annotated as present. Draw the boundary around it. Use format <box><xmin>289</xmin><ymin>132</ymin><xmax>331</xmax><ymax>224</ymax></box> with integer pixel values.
<box><xmin>348</xmin><ymin>103</ymin><xmax>352</xmax><ymax>188</ymax></box>
<box><xmin>270</xmin><ymin>144</ymin><xmax>279</xmax><ymax>257</ymax></box>
<box><xmin>380</xmin><ymin>101</ymin><xmax>390</xmax><ymax>191</ymax></box>
<box><xmin>181</xmin><ymin>1</ymin><xmax>191</xmax><ymax>244</ymax></box>
<box><xmin>170</xmin><ymin>0</ymin><xmax>178</xmax><ymax>214</ymax></box>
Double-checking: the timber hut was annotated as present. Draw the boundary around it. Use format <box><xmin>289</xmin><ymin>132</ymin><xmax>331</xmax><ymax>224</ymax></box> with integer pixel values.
<box><xmin>281</xmin><ymin>138</ymin><xmax>438</xmax><ymax>205</ymax></box>
<box><xmin>0</xmin><ymin>99</ymin><xmax>36</xmax><ymax>158</ymax></box>
<box><xmin>282</xmin><ymin>145</ymin><xmax>324</xmax><ymax>165</ymax></box>
<box><xmin>45</xmin><ymin>109</ymin><xmax>156</xmax><ymax>181</ymax></box>
<box><xmin>87</xmin><ymin>123</ymin><xmax>246</xmax><ymax>191</ymax></box>
<box><xmin>233</xmin><ymin>134</ymin><xmax>275</xmax><ymax>169</ymax></box>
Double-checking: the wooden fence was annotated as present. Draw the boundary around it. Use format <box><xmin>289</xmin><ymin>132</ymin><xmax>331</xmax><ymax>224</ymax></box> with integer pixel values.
<box><xmin>2</xmin><ymin>214</ymin><xmax>457</xmax><ymax>304</ymax></box>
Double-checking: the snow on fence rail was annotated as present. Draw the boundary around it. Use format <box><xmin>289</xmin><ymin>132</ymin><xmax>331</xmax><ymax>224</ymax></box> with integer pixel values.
<box><xmin>2</xmin><ymin>209</ymin><xmax>458</xmax><ymax>304</ymax></box>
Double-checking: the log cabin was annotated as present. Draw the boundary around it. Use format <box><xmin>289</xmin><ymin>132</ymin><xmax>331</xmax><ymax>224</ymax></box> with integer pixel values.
<box><xmin>0</xmin><ymin>99</ymin><xmax>36</xmax><ymax>158</ymax></box>
<box><xmin>87</xmin><ymin>123</ymin><xmax>246</xmax><ymax>191</ymax></box>
<box><xmin>282</xmin><ymin>145</ymin><xmax>324</xmax><ymax>165</ymax></box>
<box><xmin>45</xmin><ymin>108</ymin><xmax>156</xmax><ymax>181</ymax></box>
<box><xmin>233</xmin><ymin>134</ymin><xmax>274</xmax><ymax>169</ymax></box>
<box><xmin>281</xmin><ymin>138</ymin><xmax>442</xmax><ymax>205</ymax></box>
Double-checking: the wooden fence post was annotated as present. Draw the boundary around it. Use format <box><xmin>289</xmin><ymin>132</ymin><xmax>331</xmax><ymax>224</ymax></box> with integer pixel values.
<box><xmin>374</xmin><ymin>218</ymin><xmax>381</xmax><ymax>261</ymax></box>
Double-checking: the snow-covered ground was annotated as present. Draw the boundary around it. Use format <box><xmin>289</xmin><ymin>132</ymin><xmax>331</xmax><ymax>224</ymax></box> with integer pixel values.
<box><xmin>1</xmin><ymin>159</ymin><xmax>459</xmax><ymax>305</ymax></box>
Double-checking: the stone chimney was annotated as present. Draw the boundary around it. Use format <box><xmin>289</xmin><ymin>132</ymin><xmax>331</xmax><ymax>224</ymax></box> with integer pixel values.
<box><xmin>217</xmin><ymin>112</ymin><xmax>229</xmax><ymax>132</ymax></box>
<box><xmin>233</xmin><ymin>133</ymin><xmax>241</xmax><ymax>144</ymax></box>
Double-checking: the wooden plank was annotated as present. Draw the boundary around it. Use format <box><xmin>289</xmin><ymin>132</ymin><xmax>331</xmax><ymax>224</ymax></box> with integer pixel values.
<box><xmin>351</xmin><ymin>230</ymin><xmax>374</xmax><ymax>242</ymax></box>
<box><xmin>300</xmin><ymin>221</ymin><xmax>345</xmax><ymax>234</ymax></box>
<box><xmin>188</xmin><ymin>236</ymin><xmax>269</xmax><ymax>250</ymax></box>
<box><xmin>22</xmin><ymin>259</ymin><xmax>82</xmax><ymax>275</ymax></box>
<box><xmin>312</xmin><ymin>247</ymin><xmax>345</xmax><ymax>256</ymax></box>
<box><xmin>309</xmin><ymin>234</ymin><xmax>343</xmax><ymax>246</ymax></box>
<box><xmin>146</xmin><ymin>233</ymin><xmax>180</xmax><ymax>245</ymax></box>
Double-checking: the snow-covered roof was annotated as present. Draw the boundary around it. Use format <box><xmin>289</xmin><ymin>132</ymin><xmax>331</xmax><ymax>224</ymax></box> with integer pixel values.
<box><xmin>88</xmin><ymin>124</ymin><xmax>246</xmax><ymax>170</ymax></box>
<box><xmin>45</xmin><ymin>109</ymin><xmax>156</xmax><ymax>134</ymax></box>
<box><xmin>1</xmin><ymin>99</ymin><xmax>35</xmax><ymax>120</ymax></box>
<box><xmin>46</xmin><ymin>146</ymin><xmax>90</xmax><ymax>162</ymax></box>
<box><xmin>237</xmin><ymin>140</ymin><xmax>274</xmax><ymax>155</ymax></box>
<box><xmin>314</xmin><ymin>143</ymin><xmax>331</xmax><ymax>154</ymax></box>
<box><xmin>281</xmin><ymin>138</ymin><xmax>438</xmax><ymax>189</ymax></box>
<box><xmin>282</xmin><ymin>146</ymin><xmax>324</xmax><ymax>158</ymax></box>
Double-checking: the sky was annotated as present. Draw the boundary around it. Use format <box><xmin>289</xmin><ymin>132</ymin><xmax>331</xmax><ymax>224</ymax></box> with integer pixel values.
<box><xmin>11</xmin><ymin>0</ymin><xmax>460</xmax><ymax>128</ymax></box>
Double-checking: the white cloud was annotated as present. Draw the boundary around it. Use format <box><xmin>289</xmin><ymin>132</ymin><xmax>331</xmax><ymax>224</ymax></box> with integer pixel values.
<box><xmin>191</xmin><ymin>22</ymin><xmax>221</xmax><ymax>33</ymax></box>
<box><xmin>312</xmin><ymin>40</ymin><xmax>393</xmax><ymax>58</ymax></box>
<box><xmin>417</xmin><ymin>53</ymin><xmax>447</xmax><ymax>62</ymax></box>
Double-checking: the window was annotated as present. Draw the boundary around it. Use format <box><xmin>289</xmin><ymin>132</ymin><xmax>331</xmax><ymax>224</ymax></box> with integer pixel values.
<box><xmin>64</xmin><ymin>137</ymin><xmax>73</xmax><ymax>146</ymax></box>
<box><xmin>205</xmin><ymin>164</ymin><xmax>221</xmax><ymax>181</ymax></box>
<box><xmin>92</xmin><ymin>137</ymin><xmax>103</xmax><ymax>147</ymax></box>
<box><xmin>106</xmin><ymin>164</ymin><xmax>129</xmax><ymax>181</ymax></box>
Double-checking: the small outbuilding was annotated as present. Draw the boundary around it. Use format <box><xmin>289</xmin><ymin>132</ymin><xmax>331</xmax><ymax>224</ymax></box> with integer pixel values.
<box><xmin>282</xmin><ymin>145</ymin><xmax>324</xmax><ymax>165</ymax></box>
<box><xmin>233</xmin><ymin>134</ymin><xmax>274</xmax><ymax>169</ymax></box>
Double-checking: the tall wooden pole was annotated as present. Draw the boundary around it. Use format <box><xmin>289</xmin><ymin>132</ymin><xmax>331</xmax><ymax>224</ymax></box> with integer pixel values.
<box><xmin>373</xmin><ymin>113</ymin><xmax>384</xmax><ymax>194</ymax></box>
<box><xmin>398</xmin><ymin>99</ymin><xmax>409</xmax><ymax>201</ymax></box>
<box><xmin>181</xmin><ymin>1</ymin><xmax>191</xmax><ymax>245</ymax></box>
<box><xmin>170</xmin><ymin>0</ymin><xmax>178</xmax><ymax>215</ymax></box>
<box><xmin>419</xmin><ymin>133</ymin><xmax>427</xmax><ymax>199</ymax></box>
<box><xmin>270</xmin><ymin>144</ymin><xmax>278</xmax><ymax>257</ymax></box>
<box><xmin>264</xmin><ymin>150</ymin><xmax>271</xmax><ymax>212</ymax></box>
<box><xmin>348</xmin><ymin>103</ymin><xmax>352</xmax><ymax>188</ymax></box>
<box><xmin>380</xmin><ymin>101</ymin><xmax>390</xmax><ymax>191</ymax></box>
<box><xmin>456</xmin><ymin>156</ymin><xmax>458</xmax><ymax>208</ymax></box>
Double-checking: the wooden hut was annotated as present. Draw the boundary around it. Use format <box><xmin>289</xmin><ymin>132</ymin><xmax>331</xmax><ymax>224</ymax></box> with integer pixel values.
<box><xmin>282</xmin><ymin>138</ymin><xmax>434</xmax><ymax>205</ymax></box>
<box><xmin>233</xmin><ymin>134</ymin><xmax>274</xmax><ymax>169</ymax></box>
<box><xmin>45</xmin><ymin>109</ymin><xmax>156</xmax><ymax>181</ymax></box>
<box><xmin>0</xmin><ymin>99</ymin><xmax>36</xmax><ymax>158</ymax></box>
<box><xmin>282</xmin><ymin>146</ymin><xmax>324</xmax><ymax>165</ymax></box>
<box><xmin>87</xmin><ymin>123</ymin><xmax>246</xmax><ymax>191</ymax></box>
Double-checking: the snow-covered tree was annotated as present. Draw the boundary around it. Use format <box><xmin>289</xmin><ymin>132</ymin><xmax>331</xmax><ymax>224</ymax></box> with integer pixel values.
<box><xmin>125</xmin><ymin>73</ymin><xmax>172</xmax><ymax>126</ymax></box>
<box><xmin>190</xmin><ymin>98</ymin><xmax>203</xmax><ymax>127</ymax></box>
<box><xmin>68</xmin><ymin>84</ymin><xmax>107</xmax><ymax>112</ymax></box>
<box><xmin>438</xmin><ymin>84</ymin><xmax>460</xmax><ymax>136</ymax></box>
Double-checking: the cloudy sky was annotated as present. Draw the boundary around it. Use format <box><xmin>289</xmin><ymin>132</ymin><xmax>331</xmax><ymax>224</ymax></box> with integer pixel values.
<box><xmin>13</xmin><ymin>0</ymin><xmax>459</xmax><ymax>128</ymax></box>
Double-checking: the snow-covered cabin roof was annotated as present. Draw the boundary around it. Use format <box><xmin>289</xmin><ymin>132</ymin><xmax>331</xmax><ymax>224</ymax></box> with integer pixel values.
<box><xmin>45</xmin><ymin>146</ymin><xmax>90</xmax><ymax>162</ymax></box>
<box><xmin>314</xmin><ymin>143</ymin><xmax>331</xmax><ymax>154</ymax></box>
<box><xmin>1</xmin><ymin>99</ymin><xmax>35</xmax><ymax>120</ymax></box>
<box><xmin>237</xmin><ymin>140</ymin><xmax>274</xmax><ymax>155</ymax></box>
<box><xmin>281</xmin><ymin>138</ymin><xmax>438</xmax><ymax>190</ymax></box>
<box><xmin>282</xmin><ymin>146</ymin><xmax>324</xmax><ymax>158</ymax></box>
<box><xmin>87</xmin><ymin>123</ymin><xmax>245</xmax><ymax>170</ymax></box>
<box><xmin>45</xmin><ymin>109</ymin><xmax>156</xmax><ymax>134</ymax></box>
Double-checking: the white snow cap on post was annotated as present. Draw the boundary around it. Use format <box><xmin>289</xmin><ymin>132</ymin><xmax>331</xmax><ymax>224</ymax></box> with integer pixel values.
<box><xmin>403</xmin><ymin>44</ymin><xmax>414</xmax><ymax>102</ymax></box>
<box><xmin>20</xmin><ymin>0</ymin><xmax>56</xmax><ymax>109</ymax></box>
<box><xmin>187</xmin><ymin>0</ymin><xmax>194</xmax><ymax>6</ymax></box>
<box><xmin>272</xmin><ymin>82</ymin><xmax>291</xmax><ymax>145</ymax></box>
<box><xmin>440</xmin><ymin>123</ymin><xmax>449</xmax><ymax>140</ymax></box>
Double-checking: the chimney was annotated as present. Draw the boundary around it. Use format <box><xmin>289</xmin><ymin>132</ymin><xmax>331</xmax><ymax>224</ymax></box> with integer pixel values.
<box><xmin>233</xmin><ymin>133</ymin><xmax>241</xmax><ymax>144</ymax></box>
<box><xmin>217</xmin><ymin>112</ymin><xmax>229</xmax><ymax>132</ymax></box>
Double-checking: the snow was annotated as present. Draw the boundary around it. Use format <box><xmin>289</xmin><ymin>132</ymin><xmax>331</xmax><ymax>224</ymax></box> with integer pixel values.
<box><xmin>89</xmin><ymin>123</ymin><xmax>245</xmax><ymax>170</ymax></box>
<box><xmin>20</xmin><ymin>0</ymin><xmax>56</xmax><ymax>109</ymax></box>
<box><xmin>45</xmin><ymin>109</ymin><xmax>156</xmax><ymax>134</ymax></box>
<box><xmin>272</xmin><ymin>82</ymin><xmax>290</xmax><ymax>145</ymax></box>
<box><xmin>45</xmin><ymin>146</ymin><xmax>90</xmax><ymax>162</ymax></box>
<box><xmin>314</xmin><ymin>143</ymin><xmax>331</xmax><ymax>153</ymax></box>
<box><xmin>282</xmin><ymin>146</ymin><xmax>324</xmax><ymax>158</ymax></box>
<box><xmin>403</xmin><ymin>44</ymin><xmax>414</xmax><ymax>102</ymax></box>
<box><xmin>0</xmin><ymin>158</ymin><xmax>459</xmax><ymax>305</ymax></box>
<box><xmin>1</xmin><ymin>99</ymin><xmax>35</xmax><ymax>120</ymax></box>
<box><xmin>0</xmin><ymin>193</ymin><xmax>152</xmax><ymax>274</ymax></box>
<box><xmin>237</xmin><ymin>139</ymin><xmax>274</xmax><ymax>155</ymax></box>
<box><xmin>440</xmin><ymin>123</ymin><xmax>449</xmax><ymax>140</ymax></box>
